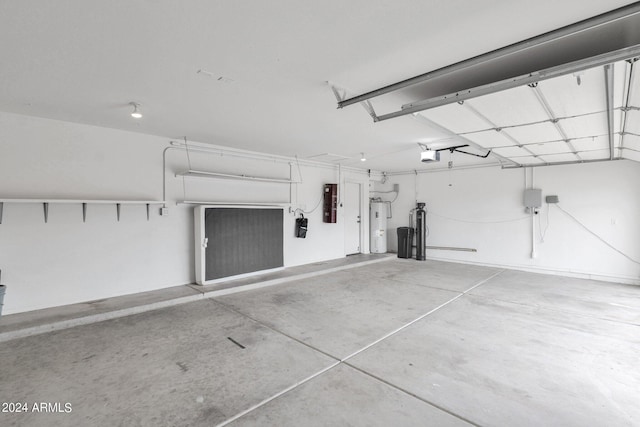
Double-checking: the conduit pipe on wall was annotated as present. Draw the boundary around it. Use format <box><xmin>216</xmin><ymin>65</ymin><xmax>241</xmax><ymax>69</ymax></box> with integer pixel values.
<box><xmin>168</xmin><ymin>140</ymin><xmax>374</xmax><ymax>173</ymax></box>
<box><xmin>530</xmin><ymin>168</ymin><xmax>536</xmax><ymax>259</ymax></box>
<box><xmin>162</xmin><ymin>142</ymin><xmax>373</xmax><ymax>208</ymax></box>
<box><xmin>163</xmin><ymin>146</ymin><xmax>295</xmax><ymax>207</ymax></box>
<box><xmin>605</xmin><ymin>64</ymin><xmax>616</xmax><ymax>160</ymax></box>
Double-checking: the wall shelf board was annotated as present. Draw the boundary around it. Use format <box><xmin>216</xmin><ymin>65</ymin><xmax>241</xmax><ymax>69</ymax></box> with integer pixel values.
<box><xmin>178</xmin><ymin>200</ymin><xmax>288</xmax><ymax>207</ymax></box>
<box><xmin>0</xmin><ymin>199</ymin><xmax>165</xmax><ymax>223</ymax></box>
<box><xmin>0</xmin><ymin>199</ymin><xmax>165</xmax><ymax>204</ymax></box>
<box><xmin>176</xmin><ymin>169</ymin><xmax>299</xmax><ymax>184</ymax></box>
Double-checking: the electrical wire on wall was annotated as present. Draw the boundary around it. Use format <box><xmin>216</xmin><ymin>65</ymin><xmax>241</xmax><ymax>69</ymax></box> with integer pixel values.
<box><xmin>182</xmin><ymin>136</ymin><xmax>193</xmax><ymax>202</ymax></box>
<box><xmin>529</xmin><ymin>167</ymin><xmax>535</xmax><ymax>259</ymax></box>
<box><xmin>427</xmin><ymin>211</ymin><xmax>529</xmax><ymax>224</ymax></box>
<box><xmin>292</xmin><ymin>155</ymin><xmax>307</xmax><ymax>210</ymax></box>
<box><xmin>447</xmin><ymin>150</ymin><xmax>453</xmax><ymax>187</ymax></box>
<box><xmin>293</xmin><ymin>188</ymin><xmax>324</xmax><ymax>216</ymax></box>
<box><xmin>553</xmin><ymin>204</ymin><xmax>640</xmax><ymax>265</ymax></box>
<box><xmin>538</xmin><ymin>204</ymin><xmax>550</xmax><ymax>242</ymax></box>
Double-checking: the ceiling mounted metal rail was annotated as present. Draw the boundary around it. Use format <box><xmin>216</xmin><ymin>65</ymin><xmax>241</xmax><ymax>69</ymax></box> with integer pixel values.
<box><xmin>418</xmin><ymin>143</ymin><xmax>492</xmax><ymax>159</ymax></box>
<box><xmin>412</xmin><ymin>113</ymin><xmax>517</xmax><ymax>166</ymax></box>
<box><xmin>338</xmin><ymin>2</ymin><xmax>640</xmax><ymax>110</ymax></box>
<box><xmin>474</xmin><ymin>132</ymin><xmax>619</xmax><ymax>150</ymax></box>
<box><xmin>443</xmin><ymin>146</ymin><xmax>492</xmax><ymax>159</ymax></box>
<box><xmin>604</xmin><ymin>64</ymin><xmax>616</xmax><ymax>160</ymax></box>
<box><xmin>620</xmin><ymin>59</ymin><xmax>637</xmax><ymax>152</ymax></box>
<box><xmin>337</xmin><ymin>1</ymin><xmax>640</xmax><ymax>120</ymax></box>
<box><xmin>501</xmin><ymin>157</ymin><xmax>622</xmax><ymax>169</ymax></box>
<box><xmin>461</xmin><ymin>102</ymin><xmax>537</xmax><ymax>161</ymax></box>
<box><xmin>530</xmin><ymin>85</ymin><xmax>582</xmax><ymax>161</ymax></box>
<box><xmin>456</xmin><ymin>108</ymin><xmax>610</xmax><ymax>136</ymax></box>
<box><xmin>380</xmin><ymin>47</ymin><xmax>640</xmax><ymax>122</ymax></box>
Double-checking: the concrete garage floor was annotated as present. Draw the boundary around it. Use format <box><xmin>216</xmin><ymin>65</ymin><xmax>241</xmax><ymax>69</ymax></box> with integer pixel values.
<box><xmin>0</xmin><ymin>260</ymin><xmax>638</xmax><ymax>426</ymax></box>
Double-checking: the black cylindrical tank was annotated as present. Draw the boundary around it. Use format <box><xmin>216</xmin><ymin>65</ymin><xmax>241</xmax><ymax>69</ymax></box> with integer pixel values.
<box><xmin>416</xmin><ymin>203</ymin><xmax>426</xmax><ymax>261</ymax></box>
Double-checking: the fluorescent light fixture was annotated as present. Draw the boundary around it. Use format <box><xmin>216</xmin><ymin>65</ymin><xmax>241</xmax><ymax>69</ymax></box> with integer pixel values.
<box><xmin>129</xmin><ymin>102</ymin><xmax>142</xmax><ymax>119</ymax></box>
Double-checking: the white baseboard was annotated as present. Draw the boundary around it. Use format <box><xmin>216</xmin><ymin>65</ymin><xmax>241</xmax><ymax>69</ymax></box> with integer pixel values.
<box><xmin>423</xmin><ymin>255</ymin><xmax>640</xmax><ymax>286</ymax></box>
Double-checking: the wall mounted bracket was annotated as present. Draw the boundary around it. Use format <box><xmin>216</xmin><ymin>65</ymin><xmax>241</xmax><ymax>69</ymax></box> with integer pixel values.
<box><xmin>0</xmin><ymin>199</ymin><xmax>165</xmax><ymax>224</ymax></box>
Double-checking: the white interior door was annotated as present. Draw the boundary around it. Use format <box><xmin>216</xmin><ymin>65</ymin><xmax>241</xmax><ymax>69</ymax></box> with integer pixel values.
<box><xmin>344</xmin><ymin>181</ymin><xmax>361</xmax><ymax>255</ymax></box>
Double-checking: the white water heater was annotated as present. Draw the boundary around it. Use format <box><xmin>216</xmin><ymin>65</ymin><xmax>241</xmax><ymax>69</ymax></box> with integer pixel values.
<box><xmin>370</xmin><ymin>202</ymin><xmax>387</xmax><ymax>253</ymax></box>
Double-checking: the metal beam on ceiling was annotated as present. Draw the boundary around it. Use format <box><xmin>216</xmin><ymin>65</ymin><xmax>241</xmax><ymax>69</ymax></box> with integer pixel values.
<box><xmin>456</xmin><ymin>109</ymin><xmax>608</xmax><ymax>136</ymax></box>
<box><xmin>338</xmin><ymin>2</ymin><xmax>640</xmax><ymax>112</ymax></box>
<box><xmin>462</xmin><ymin>102</ymin><xmax>538</xmax><ymax>161</ymax></box>
<box><xmin>329</xmin><ymin>82</ymin><xmax>379</xmax><ymax>121</ymax></box>
<box><xmin>378</xmin><ymin>46</ymin><xmax>640</xmax><ymax>122</ymax></box>
<box><xmin>620</xmin><ymin>59</ymin><xmax>638</xmax><ymax>152</ymax></box>
<box><xmin>338</xmin><ymin>2</ymin><xmax>640</xmax><ymax>109</ymax></box>
<box><xmin>530</xmin><ymin>85</ymin><xmax>582</xmax><ymax>161</ymax></box>
<box><xmin>503</xmin><ymin>147</ymin><xmax>609</xmax><ymax>158</ymax></box>
<box><xmin>604</xmin><ymin>64</ymin><xmax>616</xmax><ymax>160</ymax></box>
<box><xmin>501</xmin><ymin>157</ymin><xmax>623</xmax><ymax>169</ymax></box>
<box><xmin>480</xmin><ymin>132</ymin><xmax>616</xmax><ymax>150</ymax></box>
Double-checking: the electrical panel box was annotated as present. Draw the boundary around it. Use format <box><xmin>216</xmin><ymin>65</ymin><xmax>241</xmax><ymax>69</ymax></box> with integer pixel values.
<box><xmin>323</xmin><ymin>184</ymin><xmax>338</xmax><ymax>223</ymax></box>
<box><xmin>545</xmin><ymin>195</ymin><xmax>559</xmax><ymax>204</ymax></box>
<box><xmin>524</xmin><ymin>189</ymin><xmax>542</xmax><ymax>208</ymax></box>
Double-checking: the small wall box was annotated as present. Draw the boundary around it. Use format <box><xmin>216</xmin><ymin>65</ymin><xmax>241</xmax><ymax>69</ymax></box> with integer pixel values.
<box><xmin>546</xmin><ymin>195</ymin><xmax>559</xmax><ymax>204</ymax></box>
<box><xmin>524</xmin><ymin>189</ymin><xmax>542</xmax><ymax>208</ymax></box>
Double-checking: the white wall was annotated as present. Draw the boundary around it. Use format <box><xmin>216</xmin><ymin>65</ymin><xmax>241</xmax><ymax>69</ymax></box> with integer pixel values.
<box><xmin>0</xmin><ymin>112</ymin><xmax>369</xmax><ymax>314</ymax></box>
<box><xmin>379</xmin><ymin>161</ymin><xmax>640</xmax><ymax>284</ymax></box>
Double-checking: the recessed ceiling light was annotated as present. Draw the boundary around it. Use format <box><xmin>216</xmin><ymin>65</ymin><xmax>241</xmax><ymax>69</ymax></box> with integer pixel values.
<box><xmin>129</xmin><ymin>102</ymin><xmax>142</xmax><ymax>119</ymax></box>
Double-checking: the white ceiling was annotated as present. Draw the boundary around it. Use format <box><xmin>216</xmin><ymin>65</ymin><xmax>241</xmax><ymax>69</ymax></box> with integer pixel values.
<box><xmin>0</xmin><ymin>0</ymin><xmax>637</xmax><ymax>172</ymax></box>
